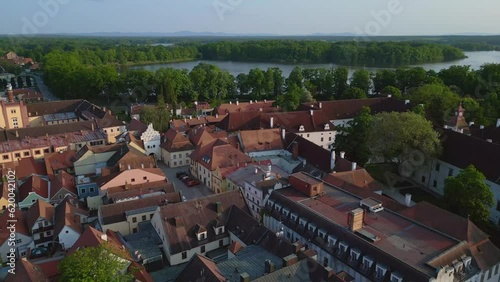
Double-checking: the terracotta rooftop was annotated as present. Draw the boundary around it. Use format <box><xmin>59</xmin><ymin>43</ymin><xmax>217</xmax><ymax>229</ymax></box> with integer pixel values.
<box><xmin>440</xmin><ymin>129</ymin><xmax>500</xmax><ymax>183</ymax></box>
<box><xmin>161</xmin><ymin>128</ymin><xmax>195</xmax><ymax>152</ymax></box>
<box><xmin>16</xmin><ymin>157</ymin><xmax>47</xmax><ymax>180</ymax></box>
<box><xmin>5</xmin><ymin>258</ymin><xmax>49</xmax><ymax>282</ymax></box>
<box><xmin>0</xmin><ymin>119</ymin><xmax>97</xmax><ymax>141</ymax></box>
<box><xmin>44</xmin><ymin>150</ymin><xmax>77</xmax><ymax>173</ymax></box>
<box><xmin>325</xmin><ymin>169</ymin><xmax>381</xmax><ymax>192</ymax></box>
<box><xmin>106</xmin><ymin>144</ymin><xmax>156</xmax><ymax>171</ymax></box>
<box><xmin>216</xmin><ymin>100</ymin><xmax>278</xmax><ymax>115</ymax></box>
<box><xmin>106</xmin><ymin>180</ymin><xmax>175</xmax><ymax>203</ymax></box>
<box><xmin>300</xmin><ymin>97</ymin><xmax>410</xmax><ymax>120</ymax></box>
<box><xmin>156</xmin><ymin>190</ymin><xmax>248</xmax><ymax>255</ymax></box>
<box><xmin>53</xmin><ymin>196</ymin><xmax>88</xmax><ymax>237</ymax></box>
<box><xmin>18</xmin><ymin>175</ymin><xmax>50</xmax><ymax>202</ymax></box>
<box><xmin>36</xmin><ymin>259</ymin><xmax>62</xmax><ymax>282</ymax></box>
<box><xmin>127</xmin><ymin>119</ymin><xmax>148</xmax><ymax>135</ymax></box>
<box><xmin>190</xmin><ymin>138</ymin><xmax>252</xmax><ymax>171</ymax></box>
<box><xmin>25</xmin><ymin>200</ymin><xmax>55</xmax><ymax>230</ymax></box>
<box><xmin>100</xmin><ymin>192</ymin><xmax>182</xmax><ymax>225</ymax></box>
<box><xmin>175</xmin><ymin>254</ymin><xmax>226</xmax><ymax>282</ymax></box>
<box><xmin>0</xmin><ymin>209</ymin><xmax>29</xmax><ymax>245</ymax></box>
<box><xmin>267</xmin><ymin>172</ymin><xmax>468</xmax><ymax>280</ymax></box>
<box><xmin>67</xmin><ymin>227</ymin><xmax>132</xmax><ymax>261</ymax></box>
<box><xmin>228</xmin><ymin>241</ymin><xmax>244</xmax><ymax>254</ymax></box>
<box><xmin>239</xmin><ymin>128</ymin><xmax>284</xmax><ymax>153</ymax></box>
<box><xmin>50</xmin><ymin>171</ymin><xmax>77</xmax><ymax>199</ymax></box>
<box><xmin>188</xmin><ymin>126</ymin><xmax>228</xmax><ymax>146</ymax></box>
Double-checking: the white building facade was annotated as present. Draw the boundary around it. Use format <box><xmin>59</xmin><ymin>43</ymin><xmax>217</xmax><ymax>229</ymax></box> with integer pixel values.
<box><xmin>141</xmin><ymin>124</ymin><xmax>161</xmax><ymax>160</ymax></box>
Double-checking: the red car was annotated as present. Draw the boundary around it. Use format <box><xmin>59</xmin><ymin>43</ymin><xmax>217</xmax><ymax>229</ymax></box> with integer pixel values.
<box><xmin>186</xmin><ymin>179</ymin><xmax>201</xmax><ymax>187</ymax></box>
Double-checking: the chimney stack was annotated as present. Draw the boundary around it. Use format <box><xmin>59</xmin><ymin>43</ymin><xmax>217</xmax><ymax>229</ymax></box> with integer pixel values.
<box><xmin>240</xmin><ymin>273</ymin><xmax>250</xmax><ymax>282</ymax></box>
<box><xmin>348</xmin><ymin>208</ymin><xmax>364</xmax><ymax>232</ymax></box>
<box><xmin>229</xmin><ymin>101</ymin><xmax>232</xmax><ymax>105</ymax></box>
<box><xmin>405</xmin><ymin>99</ymin><xmax>410</xmax><ymax>105</ymax></box>
<box><xmin>281</xmin><ymin>128</ymin><xmax>285</xmax><ymax>140</ymax></box>
<box><xmin>215</xmin><ymin>201</ymin><xmax>222</xmax><ymax>214</ymax></box>
<box><xmin>310</xmin><ymin>109</ymin><xmax>314</xmax><ymax>116</ymax></box>
<box><xmin>282</xmin><ymin>254</ymin><xmax>298</xmax><ymax>267</ymax></box>
<box><xmin>101</xmin><ymin>234</ymin><xmax>108</xmax><ymax>241</ymax></box>
<box><xmin>174</xmin><ymin>216</ymin><xmax>183</xmax><ymax>227</ymax></box>
<box><xmin>405</xmin><ymin>194</ymin><xmax>412</xmax><ymax>207</ymax></box>
<box><xmin>265</xmin><ymin>260</ymin><xmax>275</xmax><ymax>274</ymax></box>
<box><xmin>469</xmin><ymin>121</ymin><xmax>475</xmax><ymax>127</ymax></box>
<box><xmin>497</xmin><ymin>118</ymin><xmax>500</xmax><ymax>128</ymax></box>
<box><xmin>486</xmin><ymin>139</ymin><xmax>493</xmax><ymax>143</ymax></box>
<box><xmin>351</xmin><ymin>162</ymin><xmax>357</xmax><ymax>171</ymax></box>
<box><xmin>236</xmin><ymin>101</ymin><xmax>239</xmax><ymax>106</ymax></box>
<box><xmin>292</xmin><ymin>141</ymin><xmax>299</xmax><ymax>160</ymax></box>
<box><xmin>340</xmin><ymin>151</ymin><xmax>345</xmax><ymax>159</ymax></box>
<box><xmin>330</xmin><ymin>150</ymin><xmax>336</xmax><ymax>171</ymax></box>
<box><xmin>250</xmin><ymin>100</ymin><xmax>253</xmax><ymax>104</ymax></box>
<box><xmin>6</xmin><ymin>83</ymin><xmax>14</xmax><ymax>103</ymax></box>
<box><xmin>255</xmin><ymin>167</ymin><xmax>258</xmax><ymax>174</ymax></box>
<box><xmin>319</xmin><ymin>102</ymin><xmax>322</xmax><ymax>109</ymax></box>
<box><xmin>480</xmin><ymin>125</ymin><xmax>485</xmax><ymax>129</ymax></box>
<box><xmin>270</xmin><ymin>117</ymin><xmax>274</xmax><ymax>128</ymax></box>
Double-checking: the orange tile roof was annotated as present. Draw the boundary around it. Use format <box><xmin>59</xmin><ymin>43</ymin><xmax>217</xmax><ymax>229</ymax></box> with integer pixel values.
<box><xmin>0</xmin><ymin>209</ymin><xmax>29</xmax><ymax>245</ymax></box>
<box><xmin>239</xmin><ymin>128</ymin><xmax>284</xmax><ymax>153</ymax></box>
<box><xmin>18</xmin><ymin>175</ymin><xmax>50</xmax><ymax>202</ymax></box>
<box><xmin>53</xmin><ymin>196</ymin><xmax>88</xmax><ymax>237</ymax></box>
<box><xmin>25</xmin><ymin>200</ymin><xmax>55</xmax><ymax>230</ymax></box>
<box><xmin>5</xmin><ymin>258</ymin><xmax>48</xmax><ymax>282</ymax></box>
<box><xmin>50</xmin><ymin>171</ymin><xmax>77</xmax><ymax>199</ymax></box>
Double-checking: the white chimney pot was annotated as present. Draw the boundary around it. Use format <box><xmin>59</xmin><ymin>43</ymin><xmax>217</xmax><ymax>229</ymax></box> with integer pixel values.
<box><xmin>340</xmin><ymin>151</ymin><xmax>345</xmax><ymax>158</ymax></box>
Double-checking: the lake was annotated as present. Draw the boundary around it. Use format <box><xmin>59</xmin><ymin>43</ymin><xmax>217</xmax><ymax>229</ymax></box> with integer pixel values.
<box><xmin>132</xmin><ymin>51</ymin><xmax>500</xmax><ymax>77</ymax></box>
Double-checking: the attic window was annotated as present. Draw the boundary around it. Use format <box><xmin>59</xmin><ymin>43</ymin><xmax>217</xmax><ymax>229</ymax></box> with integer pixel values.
<box><xmin>197</xmin><ymin>231</ymin><xmax>207</xmax><ymax>241</ymax></box>
<box><xmin>327</xmin><ymin>235</ymin><xmax>337</xmax><ymax>247</ymax></box>
<box><xmin>282</xmin><ymin>208</ymin><xmax>290</xmax><ymax>216</ymax></box>
<box><xmin>362</xmin><ymin>256</ymin><xmax>373</xmax><ymax>269</ymax></box>
<box><xmin>299</xmin><ymin>217</ymin><xmax>307</xmax><ymax>227</ymax></box>
<box><xmin>299</xmin><ymin>125</ymin><xmax>305</xmax><ymax>132</ymax></box>
<box><xmin>308</xmin><ymin>223</ymin><xmax>316</xmax><ymax>233</ymax></box>
<box><xmin>324</xmin><ymin>124</ymin><xmax>330</xmax><ymax>130</ymax></box>
<box><xmin>290</xmin><ymin>213</ymin><xmax>298</xmax><ymax>222</ymax></box>
<box><xmin>274</xmin><ymin>203</ymin><xmax>282</xmax><ymax>212</ymax></box>
<box><xmin>317</xmin><ymin>229</ymin><xmax>326</xmax><ymax>239</ymax></box>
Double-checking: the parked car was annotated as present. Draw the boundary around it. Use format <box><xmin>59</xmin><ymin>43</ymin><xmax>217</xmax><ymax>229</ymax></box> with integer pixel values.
<box><xmin>181</xmin><ymin>176</ymin><xmax>191</xmax><ymax>183</ymax></box>
<box><xmin>186</xmin><ymin>179</ymin><xmax>201</xmax><ymax>187</ymax></box>
<box><xmin>176</xmin><ymin>171</ymin><xmax>188</xmax><ymax>179</ymax></box>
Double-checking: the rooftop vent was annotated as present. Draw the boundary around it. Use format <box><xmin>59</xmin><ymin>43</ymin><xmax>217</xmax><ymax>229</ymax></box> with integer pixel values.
<box><xmin>360</xmin><ymin>198</ymin><xmax>384</xmax><ymax>213</ymax></box>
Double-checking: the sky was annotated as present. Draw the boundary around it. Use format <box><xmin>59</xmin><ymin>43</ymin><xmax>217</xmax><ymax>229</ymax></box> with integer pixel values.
<box><xmin>0</xmin><ymin>0</ymin><xmax>499</xmax><ymax>36</ymax></box>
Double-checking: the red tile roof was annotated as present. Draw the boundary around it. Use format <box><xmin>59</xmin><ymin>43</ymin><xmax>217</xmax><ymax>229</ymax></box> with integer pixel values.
<box><xmin>128</xmin><ymin>261</ymin><xmax>154</xmax><ymax>282</ymax></box>
<box><xmin>325</xmin><ymin>169</ymin><xmax>381</xmax><ymax>192</ymax></box>
<box><xmin>176</xmin><ymin>254</ymin><xmax>226</xmax><ymax>282</ymax></box>
<box><xmin>161</xmin><ymin>128</ymin><xmax>194</xmax><ymax>152</ymax></box>
<box><xmin>35</xmin><ymin>259</ymin><xmax>62</xmax><ymax>281</ymax></box>
<box><xmin>227</xmin><ymin>241</ymin><xmax>244</xmax><ymax>254</ymax></box>
<box><xmin>53</xmin><ymin>196</ymin><xmax>88</xmax><ymax>237</ymax></box>
<box><xmin>239</xmin><ymin>128</ymin><xmax>284</xmax><ymax>153</ymax></box>
<box><xmin>190</xmin><ymin>138</ymin><xmax>252</xmax><ymax>171</ymax></box>
<box><xmin>68</xmin><ymin>227</ymin><xmax>132</xmax><ymax>261</ymax></box>
<box><xmin>216</xmin><ymin>100</ymin><xmax>278</xmax><ymax>115</ymax></box>
<box><xmin>0</xmin><ymin>209</ymin><xmax>29</xmax><ymax>245</ymax></box>
<box><xmin>5</xmin><ymin>258</ymin><xmax>48</xmax><ymax>282</ymax></box>
<box><xmin>128</xmin><ymin>119</ymin><xmax>148</xmax><ymax>135</ymax></box>
<box><xmin>25</xmin><ymin>200</ymin><xmax>55</xmax><ymax>230</ymax></box>
<box><xmin>50</xmin><ymin>171</ymin><xmax>77</xmax><ymax>199</ymax></box>
<box><xmin>44</xmin><ymin>150</ymin><xmax>77</xmax><ymax>174</ymax></box>
<box><xmin>16</xmin><ymin>157</ymin><xmax>47</xmax><ymax>180</ymax></box>
<box><xmin>18</xmin><ymin>175</ymin><xmax>50</xmax><ymax>202</ymax></box>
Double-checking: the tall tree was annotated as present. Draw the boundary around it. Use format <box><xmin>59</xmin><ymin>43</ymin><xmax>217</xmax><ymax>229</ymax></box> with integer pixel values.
<box><xmin>341</xmin><ymin>87</ymin><xmax>367</xmax><ymax>100</ymax></box>
<box><xmin>368</xmin><ymin>112</ymin><xmax>441</xmax><ymax>165</ymax></box>
<box><xmin>373</xmin><ymin>69</ymin><xmax>397</xmax><ymax>94</ymax></box>
<box><xmin>333</xmin><ymin>67</ymin><xmax>348</xmax><ymax>99</ymax></box>
<box><xmin>444</xmin><ymin>165</ymin><xmax>494</xmax><ymax>224</ymax></box>
<box><xmin>287</xmin><ymin>66</ymin><xmax>303</xmax><ymax>88</ymax></box>
<box><xmin>408</xmin><ymin>83</ymin><xmax>460</xmax><ymax>126</ymax></box>
<box><xmin>58</xmin><ymin>245</ymin><xmax>133</xmax><ymax>282</ymax></box>
<box><xmin>334</xmin><ymin>107</ymin><xmax>372</xmax><ymax>165</ymax></box>
<box><xmin>350</xmin><ymin>69</ymin><xmax>371</xmax><ymax>95</ymax></box>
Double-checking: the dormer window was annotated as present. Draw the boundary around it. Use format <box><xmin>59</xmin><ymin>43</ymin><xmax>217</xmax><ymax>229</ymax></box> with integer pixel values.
<box><xmin>317</xmin><ymin>229</ymin><xmax>326</xmax><ymax>239</ymax></box>
<box><xmin>213</xmin><ymin>226</ymin><xmax>225</xmax><ymax>235</ymax></box>
<box><xmin>339</xmin><ymin>241</ymin><xmax>348</xmax><ymax>253</ymax></box>
<box><xmin>390</xmin><ymin>272</ymin><xmax>403</xmax><ymax>282</ymax></box>
<box><xmin>275</xmin><ymin>203</ymin><xmax>282</xmax><ymax>212</ymax></box>
<box><xmin>268</xmin><ymin>200</ymin><xmax>275</xmax><ymax>208</ymax></box>
<box><xmin>308</xmin><ymin>223</ymin><xmax>316</xmax><ymax>233</ymax></box>
<box><xmin>290</xmin><ymin>213</ymin><xmax>298</xmax><ymax>222</ymax></box>
<box><xmin>362</xmin><ymin>256</ymin><xmax>373</xmax><ymax>269</ymax></box>
<box><xmin>282</xmin><ymin>208</ymin><xmax>290</xmax><ymax>216</ymax></box>
<box><xmin>197</xmin><ymin>231</ymin><xmax>207</xmax><ymax>241</ymax></box>
<box><xmin>376</xmin><ymin>264</ymin><xmax>387</xmax><ymax>278</ymax></box>
<box><xmin>299</xmin><ymin>125</ymin><xmax>305</xmax><ymax>132</ymax></box>
<box><xmin>299</xmin><ymin>217</ymin><xmax>307</xmax><ymax>228</ymax></box>
<box><xmin>327</xmin><ymin>235</ymin><xmax>337</xmax><ymax>247</ymax></box>
<box><xmin>350</xmin><ymin>248</ymin><xmax>360</xmax><ymax>260</ymax></box>
<box><xmin>324</xmin><ymin>124</ymin><xmax>330</xmax><ymax>130</ymax></box>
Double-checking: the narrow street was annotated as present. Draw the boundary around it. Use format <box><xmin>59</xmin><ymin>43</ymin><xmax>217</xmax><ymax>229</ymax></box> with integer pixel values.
<box><xmin>30</xmin><ymin>73</ymin><xmax>58</xmax><ymax>101</ymax></box>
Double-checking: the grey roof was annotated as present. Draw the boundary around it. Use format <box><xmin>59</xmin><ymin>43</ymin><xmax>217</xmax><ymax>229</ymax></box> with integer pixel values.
<box><xmin>123</xmin><ymin>222</ymin><xmax>163</xmax><ymax>263</ymax></box>
<box><xmin>217</xmin><ymin>245</ymin><xmax>283</xmax><ymax>281</ymax></box>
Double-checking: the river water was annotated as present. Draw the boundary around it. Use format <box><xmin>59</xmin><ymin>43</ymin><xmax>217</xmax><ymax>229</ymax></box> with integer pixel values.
<box><xmin>132</xmin><ymin>51</ymin><xmax>500</xmax><ymax>77</ymax></box>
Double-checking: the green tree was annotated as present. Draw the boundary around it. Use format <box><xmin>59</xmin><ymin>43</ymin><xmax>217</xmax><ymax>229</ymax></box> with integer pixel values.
<box><xmin>373</xmin><ymin>69</ymin><xmax>397</xmax><ymax>94</ymax></box>
<box><xmin>276</xmin><ymin>83</ymin><xmax>301</xmax><ymax>111</ymax></box>
<box><xmin>350</xmin><ymin>69</ymin><xmax>371</xmax><ymax>95</ymax></box>
<box><xmin>236</xmin><ymin>73</ymin><xmax>250</xmax><ymax>95</ymax></box>
<box><xmin>334</xmin><ymin>107</ymin><xmax>372</xmax><ymax>165</ymax></box>
<box><xmin>140</xmin><ymin>95</ymin><xmax>171</xmax><ymax>132</ymax></box>
<box><xmin>381</xmin><ymin>86</ymin><xmax>402</xmax><ymax>98</ymax></box>
<box><xmin>444</xmin><ymin>165</ymin><xmax>494</xmax><ymax>224</ymax></box>
<box><xmin>287</xmin><ymin>66</ymin><xmax>303</xmax><ymax>88</ymax></box>
<box><xmin>333</xmin><ymin>67</ymin><xmax>348</xmax><ymax>99</ymax></box>
<box><xmin>408</xmin><ymin>84</ymin><xmax>461</xmax><ymax>126</ymax></box>
<box><xmin>58</xmin><ymin>245</ymin><xmax>133</xmax><ymax>282</ymax></box>
<box><xmin>341</xmin><ymin>87</ymin><xmax>367</xmax><ymax>100</ymax></box>
<box><xmin>368</xmin><ymin>112</ymin><xmax>441</xmax><ymax>164</ymax></box>
<box><xmin>248</xmin><ymin>68</ymin><xmax>266</xmax><ymax>100</ymax></box>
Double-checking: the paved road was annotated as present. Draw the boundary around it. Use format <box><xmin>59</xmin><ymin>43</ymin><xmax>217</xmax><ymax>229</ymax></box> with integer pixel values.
<box><xmin>30</xmin><ymin>73</ymin><xmax>58</xmax><ymax>101</ymax></box>
<box><xmin>157</xmin><ymin>162</ymin><xmax>213</xmax><ymax>201</ymax></box>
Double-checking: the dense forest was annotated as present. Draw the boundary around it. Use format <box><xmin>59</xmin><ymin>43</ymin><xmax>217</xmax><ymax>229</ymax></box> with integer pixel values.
<box><xmin>0</xmin><ymin>37</ymin><xmax>467</xmax><ymax>66</ymax></box>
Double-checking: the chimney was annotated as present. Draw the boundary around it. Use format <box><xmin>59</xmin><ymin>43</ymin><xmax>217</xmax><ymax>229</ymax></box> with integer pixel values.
<box><xmin>215</xmin><ymin>113</ymin><xmax>219</xmax><ymax>118</ymax></box>
<box><xmin>127</xmin><ymin>164</ymin><xmax>131</xmax><ymax>170</ymax></box>
<box><xmin>240</xmin><ymin>273</ymin><xmax>250</xmax><ymax>282</ymax></box>
<box><xmin>486</xmin><ymin>139</ymin><xmax>493</xmax><ymax>143</ymax></box>
<box><xmin>497</xmin><ymin>119</ymin><xmax>500</xmax><ymax>128</ymax></box>
<box><xmin>348</xmin><ymin>208</ymin><xmax>364</xmax><ymax>232</ymax></box>
<box><xmin>255</xmin><ymin>167</ymin><xmax>258</xmax><ymax>174</ymax></box>
<box><xmin>480</xmin><ymin>125</ymin><xmax>485</xmax><ymax>129</ymax></box>
<box><xmin>292</xmin><ymin>141</ymin><xmax>299</xmax><ymax>160</ymax></box>
<box><xmin>351</xmin><ymin>162</ymin><xmax>357</xmax><ymax>171</ymax></box>
<box><xmin>310</xmin><ymin>109</ymin><xmax>314</xmax><ymax>116</ymax></box>
<box><xmin>281</xmin><ymin>128</ymin><xmax>285</xmax><ymax>140</ymax></box>
<box><xmin>340</xmin><ymin>151</ymin><xmax>345</xmax><ymax>159</ymax></box>
<box><xmin>319</xmin><ymin>102</ymin><xmax>322</xmax><ymax>109</ymax></box>
<box><xmin>6</xmin><ymin>83</ymin><xmax>14</xmax><ymax>103</ymax></box>
<box><xmin>91</xmin><ymin>122</ymin><xmax>95</xmax><ymax>131</ymax></box>
<box><xmin>330</xmin><ymin>150</ymin><xmax>336</xmax><ymax>171</ymax></box>
<box><xmin>405</xmin><ymin>194</ymin><xmax>412</xmax><ymax>207</ymax></box>
<box><xmin>303</xmin><ymin>159</ymin><xmax>307</xmax><ymax>166</ymax></box>
<box><xmin>265</xmin><ymin>260</ymin><xmax>275</xmax><ymax>274</ymax></box>
<box><xmin>103</xmin><ymin>106</ymin><xmax>106</xmax><ymax>112</ymax></box>
<box><xmin>15</xmin><ymin>131</ymin><xmax>19</xmax><ymax>138</ymax></box>
<box><xmin>443</xmin><ymin>125</ymin><xmax>449</xmax><ymax>129</ymax></box>
<box><xmin>236</xmin><ymin>101</ymin><xmax>239</xmax><ymax>106</ymax></box>
<box><xmin>404</xmin><ymin>99</ymin><xmax>410</xmax><ymax>105</ymax></box>
<box><xmin>250</xmin><ymin>100</ymin><xmax>253</xmax><ymax>104</ymax></box>
<box><xmin>469</xmin><ymin>121</ymin><xmax>475</xmax><ymax>127</ymax></box>
<box><xmin>282</xmin><ymin>254</ymin><xmax>298</xmax><ymax>267</ymax></box>
<box><xmin>101</xmin><ymin>234</ymin><xmax>108</xmax><ymax>241</ymax></box>
<box><xmin>387</xmin><ymin>94</ymin><xmax>392</xmax><ymax>98</ymax></box>
<box><xmin>229</xmin><ymin>101</ymin><xmax>232</xmax><ymax>105</ymax></box>
<box><xmin>264</xmin><ymin>99</ymin><xmax>267</xmax><ymax>103</ymax></box>
<box><xmin>270</xmin><ymin>117</ymin><xmax>274</xmax><ymax>128</ymax></box>
<box><xmin>259</xmin><ymin>108</ymin><xmax>263</xmax><ymax>112</ymax></box>
<box><xmin>215</xmin><ymin>201</ymin><xmax>223</xmax><ymax>214</ymax></box>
